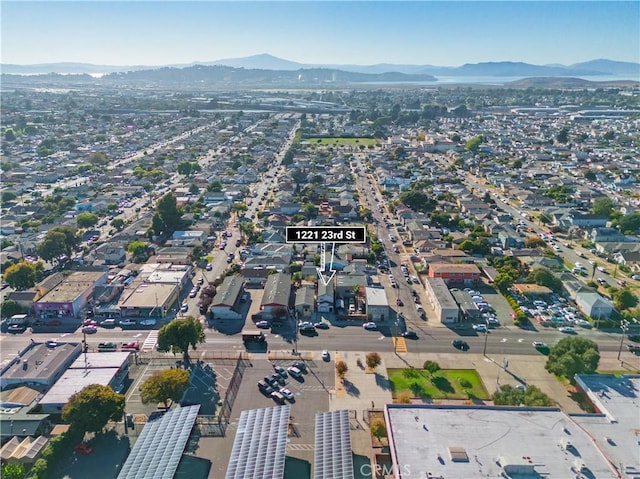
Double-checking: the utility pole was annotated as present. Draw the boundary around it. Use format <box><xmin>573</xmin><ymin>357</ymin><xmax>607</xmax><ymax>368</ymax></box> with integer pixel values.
<box><xmin>483</xmin><ymin>317</ymin><xmax>490</xmax><ymax>356</ymax></box>
<box><xmin>617</xmin><ymin>319</ymin><xmax>629</xmax><ymax>361</ymax></box>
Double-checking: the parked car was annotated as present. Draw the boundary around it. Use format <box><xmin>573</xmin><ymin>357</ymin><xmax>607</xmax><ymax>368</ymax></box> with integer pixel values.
<box><xmin>559</xmin><ymin>326</ymin><xmax>577</xmax><ymax>334</ymax></box>
<box><xmin>401</xmin><ymin>330</ymin><xmax>418</xmax><ymax>339</ymax></box>
<box><xmin>473</xmin><ymin>324</ymin><xmax>488</xmax><ymax>332</ymax></box>
<box><xmin>270</xmin><ymin>391</ymin><xmax>286</xmax><ymax>404</ymax></box>
<box><xmin>256</xmin><ymin>320</ymin><xmax>270</xmax><ymax>329</ymax></box>
<box><xmin>321</xmin><ymin>350</ymin><xmax>330</xmax><ymax>361</ymax></box>
<box><xmin>273</xmin><ymin>365</ymin><xmax>287</xmax><ymax>377</ymax></box>
<box><xmin>292</xmin><ymin>361</ymin><xmax>307</xmax><ymax>372</ymax></box>
<box><xmin>82</xmin><ymin>325</ymin><xmax>98</xmax><ymax>334</ymax></box>
<box><xmin>74</xmin><ymin>443</ymin><xmax>93</xmax><ymax>455</ymax></box>
<box><xmin>122</xmin><ymin>342</ymin><xmax>140</xmax><ymax>351</ymax></box>
<box><xmin>98</xmin><ymin>342</ymin><xmax>118</xmax><ymax>351</ymax></box>
<box><xmin>7</xmin><ymin>324</ymin><xmax>27</xmax><ymax>333</ymax></box>
<box><xmin>279</xmin><ymin>388</ymin><xmax>294</xmax><ymax>401</ymax></box>
<box><xmin>315</xmin><ymin>322</ymin><xmax>330</xmax><ymax>329</ymax></box>
<box><xmin>140</xmin><ymin>319</ymin><xmax>156</xmax><ymax>326</ymax></box>
<box><xmin>99</xmin><ymin>318</ymin><xmax>116</xmax><ymax>328</ymax></box>
<box><xmin>205</xmin><ymin>263</ymin><xmax>213</xmax><ymax>271</ymax></box>
<box><xmin>363</xmin><ymin>322</ymin><xmax>378</xmax><ymax>331</ymax></box>
<box><xmin>119</xmin><ymin>319</ymin><xmax>137</xmax><ymax>327</ymax></box>
<box><xmin>46</xmin><ymin>339</ymin><xmax>58</xmax><ymax>348</ymax></box>
<box><xmin>287</xmin><ymin>366</ymin><xmax>302</xmax><ymax>378</ymax></box>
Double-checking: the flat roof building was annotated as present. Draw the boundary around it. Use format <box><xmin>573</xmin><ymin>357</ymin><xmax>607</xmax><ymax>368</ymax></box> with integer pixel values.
<box><xmin>0</xmin><ymin>343</ymin><xmax>81</xmax><ymax>390</ymax></box>
<box><xmin>424</xmin><ymin>278</ymin><xmax>460</xmax><ymax>324</ymax></box>
<box><xmin>34</xmin><ymin>270</ymin><xmax>107</xmax><ymax>319</ymax></box>
<box><xmin>118</xmin><ymin>282</ymin><xmax>178</xmax><ymax>318</ymax></box>
<box><xmin>38</xmin><ymin>367</ymin><xmax>125</xmax><ymax>413</ymax></box>
<box><xmin>385</xmin><ymin>404</ymin><xmax>620</xmax><ymax>479</ymax></box>
<box><xmin>365</xmin><ymin>287</ymin><xmax>389</xmax><ymax>322</ymax></box>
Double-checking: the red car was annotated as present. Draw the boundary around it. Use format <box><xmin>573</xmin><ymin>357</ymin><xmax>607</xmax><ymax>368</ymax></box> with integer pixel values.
<box><xmin>122</xmin><ymin>342</ymin><xmax>140</xmax><ymax>351</ymax></box>
<box><xmin>74</xmin><ymin>443</ymin><xmax>93</xmax><ymax>455</ymax></box>
<box><xmin>83</xmin><ymin>319</ymin><xmax>97</xmax><ymax>327</ymax></box>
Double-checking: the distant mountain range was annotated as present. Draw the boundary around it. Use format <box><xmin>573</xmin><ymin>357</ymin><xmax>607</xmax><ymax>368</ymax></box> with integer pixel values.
<box><xmin>2</xmin><ymin>53</ymin><xmax>639</xmax><ymax>78</ymax></box>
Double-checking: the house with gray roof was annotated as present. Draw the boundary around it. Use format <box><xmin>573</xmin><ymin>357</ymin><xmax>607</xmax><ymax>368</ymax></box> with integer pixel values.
<box><xmin>209</xmin><ymin>276</ymin><xmax>244</xmax><ymax>320</ymax></box>
<box><xmin>575</xmin><ymin>292</ymin><xmax>614</xmax><ymax>319</ymax></box>
<box><xmin>260</xmin><ymin>273</ymin><xmax>291</xmax><ymax>320</ymax></box>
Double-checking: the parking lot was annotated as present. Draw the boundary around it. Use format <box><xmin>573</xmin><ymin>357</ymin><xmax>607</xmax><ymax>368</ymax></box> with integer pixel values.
<box><xmin>197</xmin><ymin>355</ymin><xmax>333</xmax><ymax>478</ymax></box>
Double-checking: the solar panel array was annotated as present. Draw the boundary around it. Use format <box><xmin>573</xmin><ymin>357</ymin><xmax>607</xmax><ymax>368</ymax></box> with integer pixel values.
<box><xmin>225</xmin><ymin>405</ymin><xmax>290</xmax><ymax>479</ymax></box>
<box><xmin>314</xmin><ymin>409</ymin><xmax>354</xmax><ymax>479</ymax></box>
<box><xmin>118</xmin><ymin>405</ymin><xmax>200</xmax><ymax>479</ymax></box>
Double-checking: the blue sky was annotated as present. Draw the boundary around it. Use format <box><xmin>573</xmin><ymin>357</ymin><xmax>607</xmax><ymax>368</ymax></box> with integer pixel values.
<box><xmin>2</xmin><ymin>1</ymin><xmax>639</xmax><ymax>66</ymax></box>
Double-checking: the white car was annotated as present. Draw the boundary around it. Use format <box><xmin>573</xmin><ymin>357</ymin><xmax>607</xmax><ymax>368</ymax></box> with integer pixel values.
<box><xmin>140</xmin><ymin>319</ymin><xmax>156</xmax><ymax>326</ymax></box>
<box><xmin>596</xmin><ymin>266</ymin><xmax>606</xmax><ymax>272</ymax></box>
<box><xmin>120</xmin><ymin>319</ymin><xmax>136</xmax><ymax>326</ymax></box>
<box><xmin>321</xmin><ymin>350</ymin><xmax>330</xmax><ymax>361</ymax></box>
<box><xmin>473</xmin><ymin>324</ymin><xmax>487</xmax><ymax>332</ymax></box>
<box><xmin>287</xmin><ymin>366</ymin><xmax>302</xmax><ymax>378</ymax></box>
<box><xmin>532</xmin><ymin>341</ymin><xmax>548</xmax><ymax>349</ymax></box>
<box><xmin>279</xmin><ymin>388</ymin><xmax>294</xmax><ymax>401</ymax></box>
<box><xmin>363</xmin><ymin>322</ymin><xmax>378</xmax><ymax>331</ymax></box>
<box><xmin>559</xmin><ymin>326</ymin><xmax>576</xmax><ymax>334</ymax></box>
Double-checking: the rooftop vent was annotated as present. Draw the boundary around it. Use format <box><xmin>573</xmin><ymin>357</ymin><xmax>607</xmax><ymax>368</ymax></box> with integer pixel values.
<box><xmin>448</xmin><ymin>446</ymin><xmax>469</xmax><ymax>462</ymax></box>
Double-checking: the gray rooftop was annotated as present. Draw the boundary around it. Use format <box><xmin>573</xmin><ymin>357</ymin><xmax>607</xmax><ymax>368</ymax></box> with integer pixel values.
<box><xmin>0</xmin><ymin>343</ymin><xmax>81</xmax><ymax>383</ymax></box>
<box><xmin>212</xmin><ymin>276</ymin><xmax>243</xmax><ymax>307</ymax></box>
<box><xmin>39</xmin><ymin>368</ymin><xmax>121</xmax><ymax>408</ymax></box>
<box><xmin>68</xmin><ymin>352</ymin><xmax>131</xmax><ymax>369</ymax></box>
<box><xmin>365</xmin><ymin>287</ymin><xmax>388</xmax><ymax>307</ymax></box>
<box><xmin>385</xmin><ymin>404</ymin><xmax>619</xmax><ymax>479</ymax></box>
<box><xmin>426</xmin><ymin>278</ymin><xmax>458</xmax><ymax>309</ymax></box>
<box><xmin>573</xmin><ymin>374</ymin><xmax>640</xmax><ymax>477</ymax></box>
<box><xmin>261</xmin><ymin>273</ymin><xmax>291</xmax><ymax>307</ymax></box>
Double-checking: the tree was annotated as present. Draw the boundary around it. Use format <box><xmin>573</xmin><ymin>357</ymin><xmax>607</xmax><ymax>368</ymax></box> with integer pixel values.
<box><xmin>1</xmin><ymin>191</ymin><xmax>17</xmax><ymax>203</ymax></box>
<box><xmin>458</xmin><ymin>238</ymin><xmax>490</xmax><ymax>256</ymax></box>
<box><xmin>207</xmin><ymin>179</ymin><xmax>223</xmax><ymax>192</ymax></box>
<box><xmin>399</xmin><ymin>190</ymin><xmax>436</xmax><ymax>213</ymax></box>
<box><xmin>523</xmin><ymin>385</ymin><xmax>554</xmax><ymax>406</ymax></box>
<box><xmin>370</xmin><ymin>418</ymin><xmax>387</xmax><ymax>442</ymax></box>
<box><xmin>1</xmin><ymin>463</ymin><xmax>25</xmax><ymax>479</ymax></box>
<box><xmin>151</xmin><ymin>193</ymin><xmax>185</xmax><ymax>237</ymax></box>
<box><xmin>127</xmin><ymin>240</ymin><xmax>149</xmax><ymax>263</ymax></box>
<box><xmin>0</xmin><ymin>300</ymin><xmax>23</xmax><ymax>319</ymax></box>
<box><xmin>545</xmin><ymin>337</ymin><xmax>600</xmax><ymax>379</ymax></box>
<box><xmin>616</xmin><ymin>212</ymin><xmax>640</xmax><ymax>235</ymax></box>
<box><xmin>366</xmin><ymin>352</ymin><xmax>382</xmax><ymax>370</ymax></box>
<box><xmin>3</xmin><ymin>261</ymin><xmax>40</xmax><ymax>290</ymax></box>
<box><xmin>76</xmin><ymin>212</ymin><xmax>99</xmax><ymax>228</ymax></box>
<box><xmin>157</xmin><ymin>316</ymin><xmax>205</xmax><ymax>364</ymax></box>
<box><xmin>140</xmin><ymin>368</ymin><xmax>190</xmax><ymax>409</ymax></box>
<box><xmin>492</xmin><ymin>385</ymin><xmax>525</xmax><ymax>405</ymax></box>
<box><xmin>556</xmin><ymin>127</ymin><xmax>569</xmax><ymax>144</ymax></box>
<box><xmin>423</xmin><ymin>360</ymin><xmax>441</xmax><ymax>377</ymax></box>
<box><xmin>591</xmin><ymin>197</ymin><xmax>614</xmax><ymax>218</ymax></box>
<box><xmin>464</xmin><ymin>135</ymin><xmax>483</xmax><ymax>152</ymax></box>
<box><xmin>37</xmin><ymin>226</ymin><xmax>79</xmax><ymax>262</ymax></box>
<box><xmin>177</xmin><ymin>161</ymin><xmax>202</xmax><ymax>177</ymax></box>
<box><xmin>335</xmin><ymin>360</ymin><xmax>348</xmax><ymax>379</ymax></box>
<box><xmin>527</xmin><ymin>268</ymin><xmax>562</xmax><ymax>292</ymax></box>
<box><xmin>302</xmin><ymin>202</ymin><xmax>318</xmax><ymax>219</ymax></box>
<box><xmin>62</xmin><ymin>384</ymin><xmax>125</xmax><ymax>433</ymax></box>
<box><xmin>111</xmin><ymin>218</ymin><xmax>125</xmax><ymax>231</ymax></box>
<box><xmin>493</xmin><ymin>272</ymin><xmax>515</xmax><ymax>292</ymax></box>
<box><xmin>4</xmin><ymin>129</ymin><xmax>16</xmax><ymax>142</ymax></box>
<box><xmin>613</xmin><ymin>288</ymin><xmax>639</xmax><ymax>311</ymax></box>
<box><xmin>524</xmin><ymin>236</ymin><xmax>546</xmax><ymax>248</ymax></box>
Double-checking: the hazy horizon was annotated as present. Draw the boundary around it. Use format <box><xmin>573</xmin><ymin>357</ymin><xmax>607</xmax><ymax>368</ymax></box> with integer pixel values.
<box><xmin>1</xmin><ymin>1</ymin><xmax>639</xmax><ymax>67</ymax></box>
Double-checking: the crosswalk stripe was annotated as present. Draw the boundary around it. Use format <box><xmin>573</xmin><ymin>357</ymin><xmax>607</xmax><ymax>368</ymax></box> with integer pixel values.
<box><xmin>392</xmin><ymin>336</ymin><xmax>407</xmax><ymax>353</ymax></box>
<box><xmin>142</xmin><ymin>331</ymin><xmax>159</xmax><ymax>351</ymax></box>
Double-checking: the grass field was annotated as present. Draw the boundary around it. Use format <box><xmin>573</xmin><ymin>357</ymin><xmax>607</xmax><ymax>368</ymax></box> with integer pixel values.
<box><xmin>303</xmin><ymin>137</ymin><xmax>380</xmax><ymax>146</ymax></box>
<box><xmin>389</xmin><ymin>368</ymin><xmax>489</xmax><ymax>400</ymax></box>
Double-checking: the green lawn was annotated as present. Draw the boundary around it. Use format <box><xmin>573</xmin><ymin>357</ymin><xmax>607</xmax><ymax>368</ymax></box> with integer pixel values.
<box><xmin>389</xmin><ymin>368</ymin><xmax>489</xmax><ymax>400</ymax></box>
<box><xmin>303</xmin><ymin>137</ymin><xmax>380</xmax><ymax>146</ymax></box>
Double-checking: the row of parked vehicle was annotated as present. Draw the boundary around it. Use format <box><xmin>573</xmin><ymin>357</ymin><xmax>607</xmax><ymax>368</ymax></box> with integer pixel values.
<box><xmin>257</xmin><ymin>362</ymin><xmax>308</xmax><ymax>404</ymax></box>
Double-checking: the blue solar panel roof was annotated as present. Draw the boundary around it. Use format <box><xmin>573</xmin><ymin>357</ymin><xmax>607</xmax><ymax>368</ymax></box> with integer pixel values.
<box><xmin>225</xmin><ymin>405</ymin><xmax>290</xmax><ymax>479</ymax></box>
<box><xmin>314</xmin><ymin>409</ymin><xmax>354</xmax><ymax>479</ymax></box>
<box><xmin>118</xmin><ymin>405</ymin><xmax>200</xmax><ymax>479</ymax></box>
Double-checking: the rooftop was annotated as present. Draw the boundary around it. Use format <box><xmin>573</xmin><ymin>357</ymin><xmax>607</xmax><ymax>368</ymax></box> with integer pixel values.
<box><xmin>0</xmin><ymin>343</ymin><xmax>81</xmax><ymax>383</ymax></box>
<box><xmin>261</xmin><ymin>272</ymin><xmax>291</xmax><ymax>307</ymax></box>
<box><xmin>573</xmin><ymin>374</ymin><xmax>640</xmax><ymax>476</ymax></box>
<box><xmin>211</xmin><ymin>276</ymin><xmax>243</xmax><ymax>307</ymax></box>
<box><xmin>365</xmin><ymin>287</ymin><xmax>388</xmax><ymax>307</ymax></box>
<box><xmin>118</xmin><ymin>282</ymin><xmax>176</xmax><ymax>309</ymax></box>
<box><xmin>36</xmin><ymin>271</ymin><xmax>105</xmax><ymax>303</ymax></box>
<box><xmin>39</xmin><ymin>367</ymin><xmax>121</xmax><ymax>408</ymax></box>
<box><xmin>426</xmin><ymin>278</ymin><xmax>458</xmax><ymax>310</ymax></box>
<box><xmin>429</xmin><ymin>263</ymin><xmax>481</xmax><ymax>274</ymax></box>
<box><xmin>68</xmin><ymin>352</ymin><xmax>131</xmax><ymax>369</ymax></box>
<box><xmin>385</xmin><ymin>404</ymin><xmax>619</xmax><ymax>479</ymax></box>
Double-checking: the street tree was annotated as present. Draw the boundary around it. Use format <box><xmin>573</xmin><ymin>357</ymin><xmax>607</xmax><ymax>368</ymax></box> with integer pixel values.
<box><xmin>398</xmin><ymin>190</ymin><xmax>436</xmax><ymax>213</ymax></box>
<box><xmin>0</xmin><ymin>300</ymin><xmax>23</xmax><ymax>319</ymax></box>
<box><xmin>545</xmin><ymin>337</ymin><xmax>600</xmax><ymax>379</ymax></box>
<box><xmin>111</xmin><ymin>218</ymin><xmax>125</xmax><ymax>231</ymax></box>
<box><xmin>177</xmin><ymin>161</ymin><xmax>202</xmax><ymax>177</ymax></box>
<box><xmin>62</xmin><ymin>384</ymin><xmax>125</xmax><ymax>433</ymax></box>
<box><xmin>151</xmin><ymin>193</ymin><xmax>185</xmax><ymax>237</ymax></box>
<box><xmin>76</xmin><ymin>212</ymin><xmax>99</xmax><ymax>228</ymax></box>
<box><xmin>3</xmin><ymin>261</ymin><xmax>42</xmax><ymax>290</ymax></box>
<box><xmin>527</xmin><ymin>268</ymin><xmax>562</xmax><ymax>292</ymax></box>
<box><xmin>140</xmin><ymin>368</ymin><xmax>190</xmax><ymax>409</ymax></box>
<box><xmin>335</xmin><ymin>360</ymin><xmax>348</xmax><ymax>380</ymax></box>
<box><xmin>423</xmin><ymin>360</ymin><xmax>441</xmax><ymax>377</ymax></box>
<box><xmin>1</xmin><ymin>463</ymin><xmax>25</xmax><ymax>479</ymax></box>
<box><xmin>464</xmin><ymin>135</ymin><xmax>483</xmax><ymax>152</ymax></box>
<box><xmin>524</xmin><ymin>236</ymin><xmax>546</xmax><ymax>248</ymax></box>
<box><xmin>366</xmin><ymin>352</ymin><xmax>382</xmax><ymax>370</ymax></box>
<box><xmin>157</xmin><ymin>316</ymin><xmax>205</xmax><ymax>364</ymax></box>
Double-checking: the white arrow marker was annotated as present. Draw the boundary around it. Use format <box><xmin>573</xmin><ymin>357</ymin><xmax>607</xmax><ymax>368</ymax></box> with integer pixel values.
<box><xmin>316</xmin><ymin>242</ymin><xmax>336</xmax><ymax>286</ymax></box>
<box><xmin>501</xmin><ymin>338</ymin><xmax>508</xmax><ymax>343</ymax></box>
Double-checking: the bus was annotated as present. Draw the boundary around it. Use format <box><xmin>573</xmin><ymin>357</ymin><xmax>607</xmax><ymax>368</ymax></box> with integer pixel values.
<box><xmin>242</xmin><ymin>330</ymin><xmax>266</xmax><ymax>343</ymax></box>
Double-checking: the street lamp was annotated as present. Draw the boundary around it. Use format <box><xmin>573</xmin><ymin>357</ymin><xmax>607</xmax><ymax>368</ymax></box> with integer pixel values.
<box><xmin>482</xmin><ymin>317</ymin><xmax>490</xmax><ymax>357</ymax></box>
<box><xmin>617</xmin><ymin>319</ymin><xmax>630</xmax><ymax>361</ymax></box>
